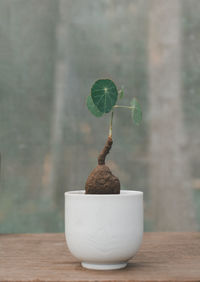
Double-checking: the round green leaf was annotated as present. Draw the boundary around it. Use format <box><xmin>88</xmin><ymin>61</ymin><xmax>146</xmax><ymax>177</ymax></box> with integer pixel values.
<box><xmin>130</xmin><ymin>98</ymin><xmax>142</xmax><ymax>125</ymax></box>
<box><xmin>91</xmin><ymin>79</ymin><xmax>118</xmax><ymax>113</ymax></box>
<box><xmin>86</xmin><ymin>95</ymin><xmax>103</xmax><ymax>117</ymax></box>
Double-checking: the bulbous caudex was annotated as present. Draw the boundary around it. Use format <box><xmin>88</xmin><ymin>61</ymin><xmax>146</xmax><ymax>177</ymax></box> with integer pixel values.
<box><xmin>85</xmin><ymin>136</ymin><xmax>120</xmax><ymax>194</ymax></box>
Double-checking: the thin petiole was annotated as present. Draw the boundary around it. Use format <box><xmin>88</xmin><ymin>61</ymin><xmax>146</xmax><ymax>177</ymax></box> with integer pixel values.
<box><xmin>114</xmin><ymin>105</ymin><xmax>134</xmax><ymax>109</ymax></box>
<box><xmin>109</xmin><ymin>111</ymin><xmax>114</xmax><ymax>138</ymax></box>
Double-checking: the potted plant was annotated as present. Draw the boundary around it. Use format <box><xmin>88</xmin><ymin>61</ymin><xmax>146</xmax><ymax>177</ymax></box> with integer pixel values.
<box><xmin>65</xmin><ymin>79</ymin><xmax>143</xmax><ymax>270</ymax></box>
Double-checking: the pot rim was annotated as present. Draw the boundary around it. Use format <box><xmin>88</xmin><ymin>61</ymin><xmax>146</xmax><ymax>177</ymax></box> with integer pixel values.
<box><xmin>65</xmin><ymin>190</ymin><xmax>143</xmax><ymax>197</ymax></box>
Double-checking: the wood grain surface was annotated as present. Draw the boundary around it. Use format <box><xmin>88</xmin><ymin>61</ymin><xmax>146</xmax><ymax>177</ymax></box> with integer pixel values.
<box><xmin>0</xmin><ymin>233</ymin><xmax>200</xmax><ymax>282</ymax></box>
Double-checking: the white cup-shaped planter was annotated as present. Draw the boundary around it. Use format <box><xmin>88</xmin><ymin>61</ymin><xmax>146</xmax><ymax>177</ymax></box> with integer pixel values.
<box><xmin>65</xmin><ymin>190</ymin><xmax>143</xmax><ymax>270</ymax></box>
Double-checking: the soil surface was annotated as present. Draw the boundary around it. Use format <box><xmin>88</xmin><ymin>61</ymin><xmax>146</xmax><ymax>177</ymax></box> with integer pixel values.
<box><xmin>85</xmin><ymin>137</ymin><xmax>120</xmax><ymax>194</ymax></box>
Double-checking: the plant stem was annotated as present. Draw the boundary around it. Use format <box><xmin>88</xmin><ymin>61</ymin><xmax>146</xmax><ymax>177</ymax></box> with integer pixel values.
<box><xmin>109</xmin><ymin>111</ymin><xmax>114</xmax><ymax>138</ymax></box>
<box><xmin>114</xmin><ymin>105</ymin><xmax>134</xmax><ymax>109</ymax></box>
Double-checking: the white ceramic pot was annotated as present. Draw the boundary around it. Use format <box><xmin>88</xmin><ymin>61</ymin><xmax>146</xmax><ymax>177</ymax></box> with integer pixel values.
<box><xmin>65</xmin><ymin>190</ymin><xmax>143</xmax><ymax>270</ymax></box>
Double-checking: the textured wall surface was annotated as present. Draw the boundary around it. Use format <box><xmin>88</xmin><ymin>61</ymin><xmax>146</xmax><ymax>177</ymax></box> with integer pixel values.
<box><xmin>0</xmin><ymin>0</ymin><xmax>199</xmax><ymax>232</ymax></box>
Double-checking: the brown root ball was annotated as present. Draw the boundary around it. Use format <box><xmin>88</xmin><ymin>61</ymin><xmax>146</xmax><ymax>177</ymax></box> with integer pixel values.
<box><xmin>85</xmin><ymin>164</ymin><xmax>120</xmax><ymax>194</ymax></box>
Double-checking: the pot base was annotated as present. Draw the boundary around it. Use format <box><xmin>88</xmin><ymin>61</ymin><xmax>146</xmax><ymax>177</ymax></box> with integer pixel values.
<box><xmin>81</xmin><ymin>262</ymin><xmax>127</xmax><ymax>270</ymax></box>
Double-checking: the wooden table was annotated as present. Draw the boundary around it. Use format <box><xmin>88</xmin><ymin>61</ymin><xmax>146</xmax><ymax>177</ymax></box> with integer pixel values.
<box><xmin>0</xmin><ymin>233</ymin><xmax>200</xmax><ymax>282</ymax></box>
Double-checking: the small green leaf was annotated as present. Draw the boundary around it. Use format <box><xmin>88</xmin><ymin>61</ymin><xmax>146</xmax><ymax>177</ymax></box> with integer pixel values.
<box><xmin>87</xmin><ymin>95</ymin><xmax>103</xmax><ymax>117</ymax></box>
<box><xmin>130</xmin><ymin>98</ymin><xmax>142</xmax><ymax>125</ymax></box>
<box><xmin>118</xmin><ymin>89</ymin><xmax>124</xmax><ymax>99</ymax></box>
<box><xmin>91</xmin><ymin>79</ymin><xmax>118</xmax><ymax>113</ymax></box>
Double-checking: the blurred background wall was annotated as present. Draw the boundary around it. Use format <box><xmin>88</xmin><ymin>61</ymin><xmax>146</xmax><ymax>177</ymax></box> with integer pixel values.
<box><xmin>0</xmin><ymin>0</ymin><xmax>199</xmax><ymax>233</ymax></box>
